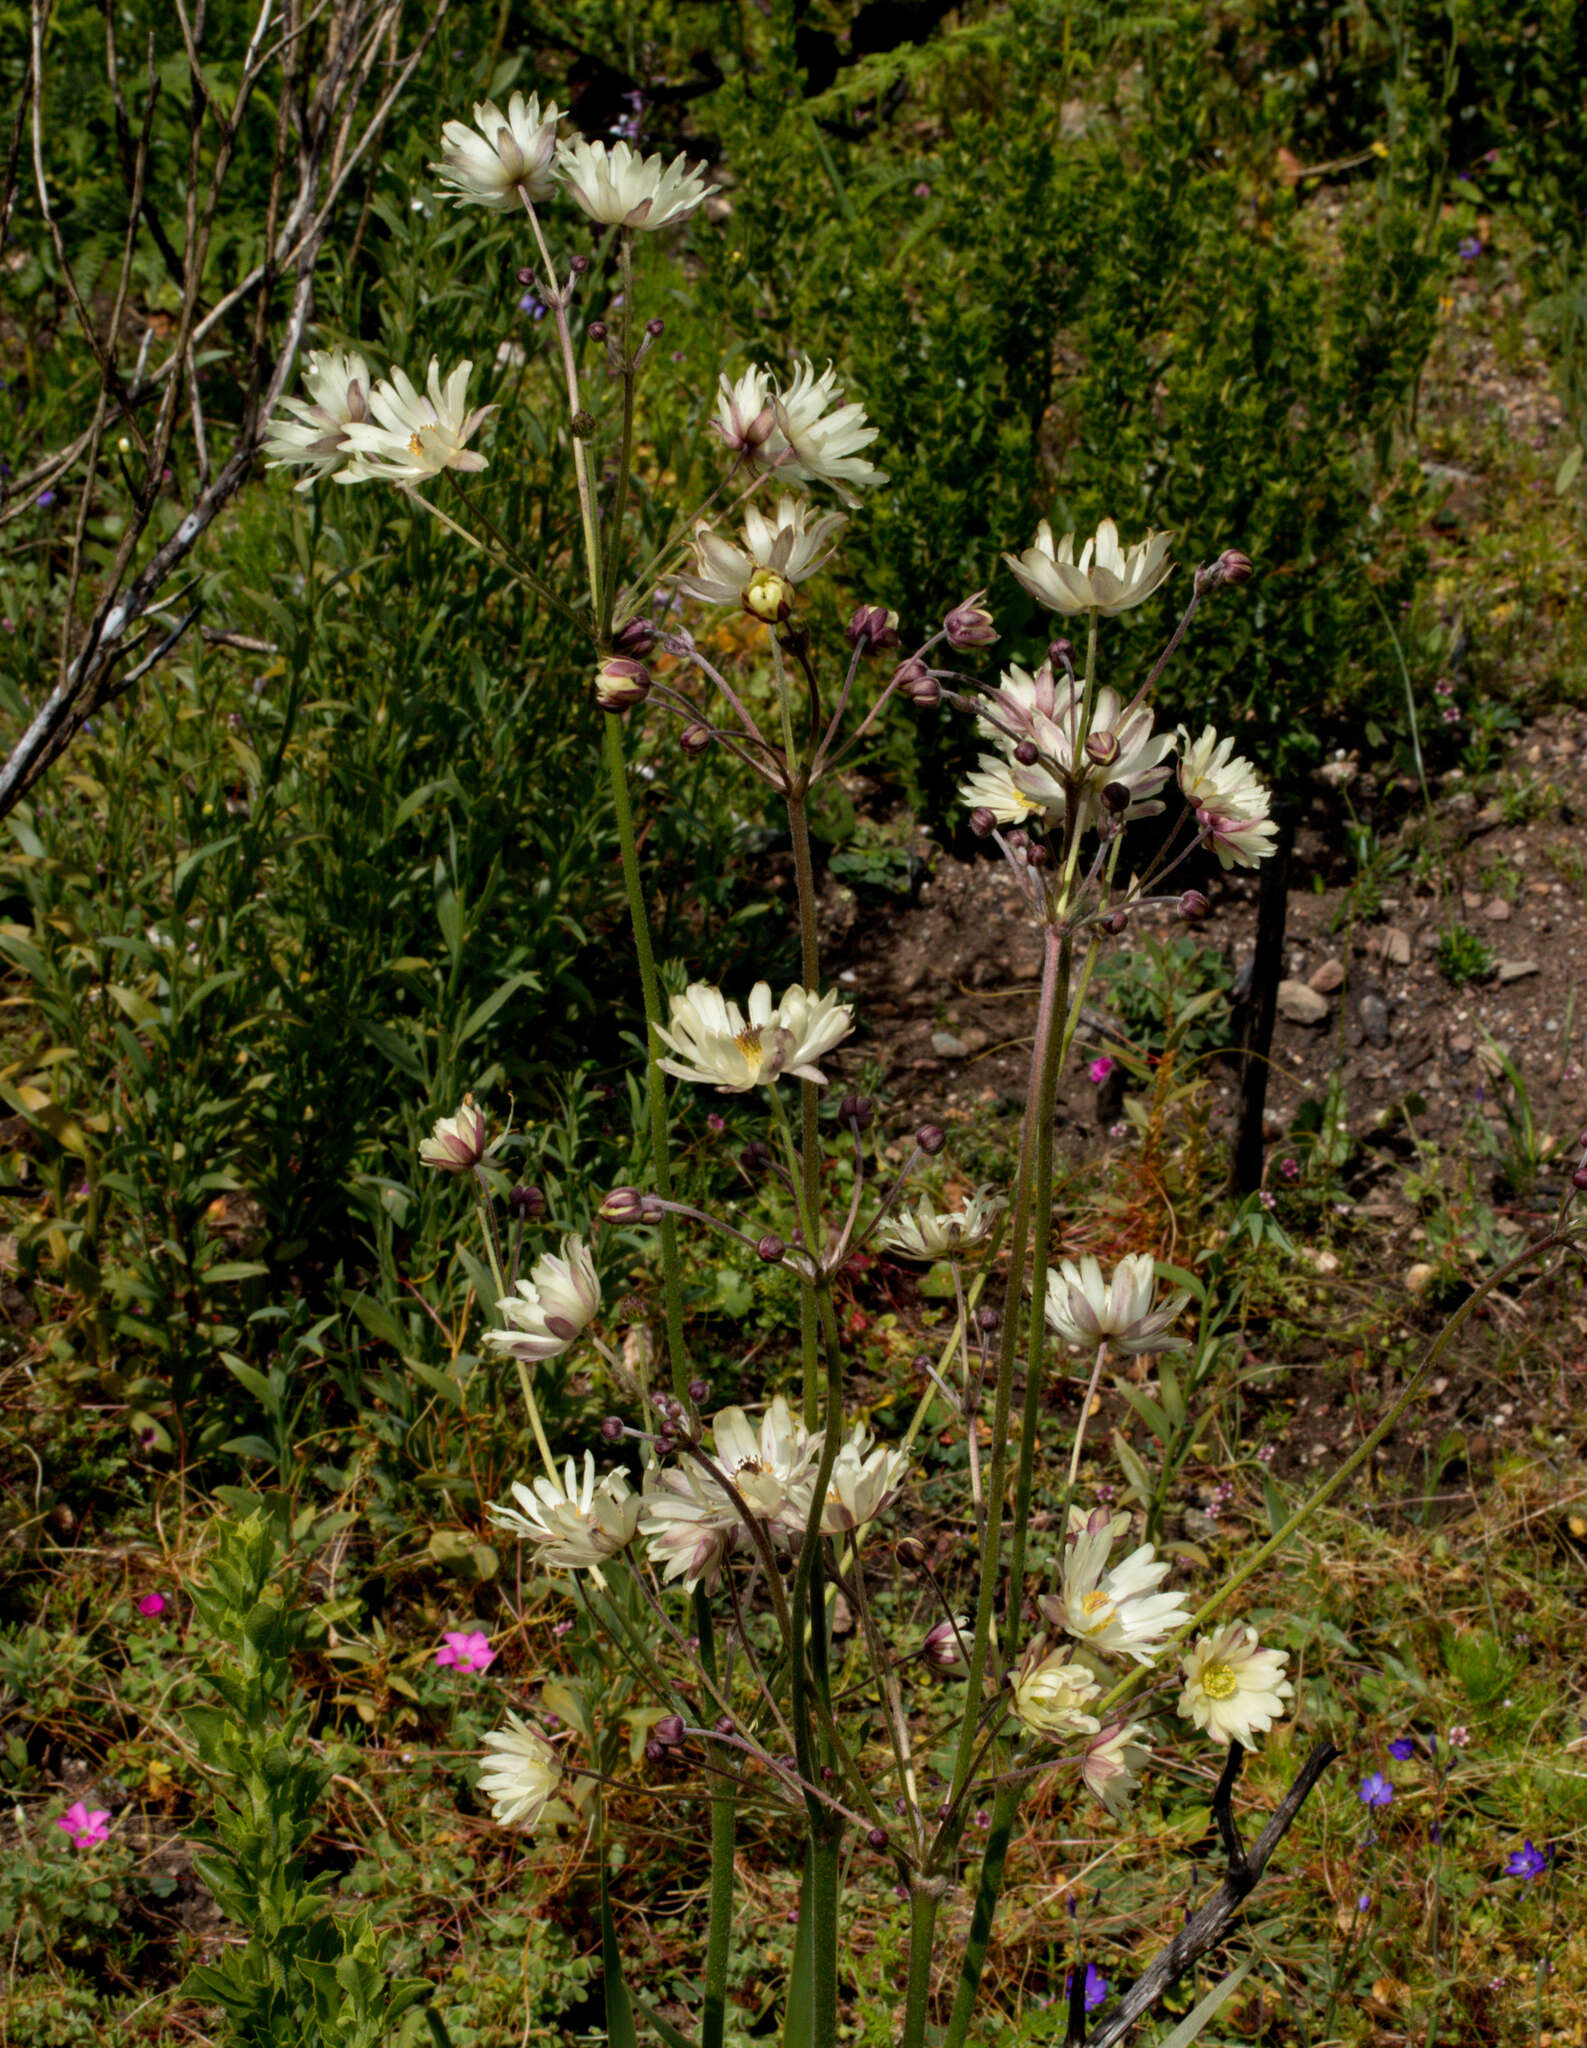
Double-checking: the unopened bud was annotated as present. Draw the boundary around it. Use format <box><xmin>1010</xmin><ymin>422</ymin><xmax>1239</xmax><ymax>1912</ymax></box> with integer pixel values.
<box><xmin>1014</xmin><ymin>739</ymin><xmax>1040</xmax><ymax>767</ymax></box>
<box><xmin>1104</xmin><ymin>910</ymin><xmax>1128</xmax><ymax>935</ymax></box>
<box><xmin>600</xmin><ymin>1415</ymin><xmax>625</xmax><ymax>1440</ymax></box>
<box><xmin>1048</xmin><ymin>638</ymin><xmax>1076</xmax><ymax>672</ymax></box>
<box><xmin>895</xmin><ymin>1536</ymin><xmax>927</xmax><ymax>1568</ymax></box>
<box><xmin>1178</xmin><ymin>889</ymin><xmax>1210</xmax><ymax>922</ymax></box>
<box><xmin>847</xmin><ymin>604</ymin><xmax>900</xmax><ymax>651</ymax></box>
<box><xmin>1085</xmin><ymin>728</ymin><xmax>1121</xmax><ymax>767</ymax></box>
<box><xmin>614</xmin><ymin>615</ymin><xmax>656</xmax><ymax>659</ymax></box>
<box><xmin>1197</xmin><ymin>547</ymin><xmax>1253</xmax><ymax>591</ymax></box>
<box><xmin>688</xmin><ymin>1377</ymin><xmax>710</xmax><ymax>1405</ymax></box>
<box><xmin>646</xmin><ymin>316</ymin><xmax>665</xmax><ymax>337</ymax></box>
<box><xmin>841</xmin><ymin>1093</ymin><xmax>874</xmax><ymax>1130</ymax></box>
<box><xmin>968</xmin><ymin>806</ymin><xmax>997</xmax><ymax>838</ymax></box>
<box><xmin>867</xmin><ymin>1827</ymin><xmax>888</xmax><ymax>1851</ymax></box>
<box><xmin>976</xmin><ymin>1304</ymin><xmax>1000</xmax><ymax>1333</ymax></box>
<box><xmin>680</xmin><ymin>722</ymin><xmax>713</xmax><ymax>755</ymax></box>
<box><xmin>588</xmin><ymin>320</ymin><xmax>608</xmax><ymax>341</ymax></box>
<box><xmin>600</xmin><ymin>1185</ymin><xmax>648</xmax><ymax>1222</ymax></box>
<box><xmin>740</xmin><ymin>1140</ymin><xmax>773</xmax><ymax>1175</ymax></box>
<box><xmin>644</xmin><ymin>1737</ymin><xmax>665</xmax><ymax>1764</ymax></box>
<box><xmin>715</xmin><ymin>1715</ymin><xmax>735</xmax><ymax>1736</ymax></box>
<box><xmin>916</xmin><ymin>1124</ymin><xmax>946</xmax><ymax>1155</ymax></box>
<box><xmin>571</xmin><ymin>408</ymin><xmax>596</xmax><ymax>437</ymax></box>
<box><xmin>595</xmin><ymin>655</ymin><xmax>651</xmax><ymax>711</ymax></box>
<box><xmin>654</xmin><ymin>1713</ymin><xmax>686</xmax><ymax>1748</ymax></box>
<box><xmin>1100</xmin><ymin>780</ymin><xmax>1131</xmax><ymax>815</ymax></box>
<box><xmin>1024</xmin><ymin>842</ymin><xmax>1048</xmax><ymax>867</ymax></box>
<box><xmin>508</xmin><ymin>1182</ymin><xmax>546</xmax><ymax>1220</ymax></box>
<box><xmin>757</xmin><ymin>1234</ymin><xmax>787</xmax><ymax>1263</ymax></box>
<box><xmin>1572</xmin><ymin>1164</ymin><xmax>1587</xmax><ymax>1191</ymax></box>
<box><xmin>516</xmin><ymin>266</ymin><xmax>537</xmax><ymax>287</ymax></box>
<box><xmin>570</xmin><ymin>254</ymin><xmax>591</xmax><ymax>274</ymax></box>
<box><xmin>892</xmin><ymin>656</ymin><xmax>940</xmax><ymax>707</ymax></box>
<box><xmin>944</xmin><ymin>592</ymin><xmax>998</xmax><ymax>648</ymax></box>
<box><xmin>744</xmin><ymin>568</ymin><xmax>796</xmax><ymax>624</ymax></box>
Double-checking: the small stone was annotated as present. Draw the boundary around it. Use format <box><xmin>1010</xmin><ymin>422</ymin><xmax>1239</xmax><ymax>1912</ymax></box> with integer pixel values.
<box><xmin>1484</xmin><ymin>896</ymin><xmax>1512</xmax><ymax>922</ymax></box>
<box><xmin>1404</xmin><ymin>1262</ymin><xmax>1436</xmax><ymax>1296</ymax></box>
<box><xmin>1496</xmin><ymin>959</ymin><xmax>1541</xmax><ymax>984</ymax></box>
<box><xmin>1277</xmin><ymin>979</ymin><xmax>1330</xmax><ymax>1025</ymax></box>
<box><xmin>1308</xmin><ymin>958</ymin><xmax>1345</xmax><ymax>994</ymax></box>
<box><xmin>1448</xmin><ymin>1032</ymin><xmax>1474</xmax><ymax>1060</ymax></box>
<box><xmin>931</xmin><ymin>1031</ymin><xmax>968</xmax><ymax>1058</ymax></box>
<box><xmin>1372</xmin><ymin>926</ymin><xmax>1412</xmax><ymax>967</ymax></box>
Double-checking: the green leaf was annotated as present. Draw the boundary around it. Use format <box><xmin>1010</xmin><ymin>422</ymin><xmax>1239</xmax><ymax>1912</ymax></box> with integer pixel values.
<box><xmin>602</xmin><ymin>1852</ymin><xmax>640</xmax><ymax>2048</ymax></box>
<box><xmin>1115</xmin><ymin>1385</ymin><xmax>1173</xmax><ymax>1446</ymax></box>
<box><xmin>782</xmin><ymin>1852</ymin><xmax>815</xmax><ymax>2048</ymax></box>
<box><xmin>635</xmin><ymin>2000</ymin><xmax>698</xmax><ymax>2048</ymax></box>
<box><xmin>1261</xmin><ymin>1470</ymin><xmax>1288</xmax><ymax>1537</ymax></box>
<box><xmin>455</xmin><ymin>969</ymin><xmax>539</xmax><ymax>1048</ymax></box>
<box><xmin>205</xmin><ymin>1261</ymin><xmax>271</xmax><ymax>1284</ymax></box>
<box><xmin>172</xmin><ymin>832</ymin><xmax>241</xmax><ymax>909</ymax></box>
<box><xmin>1112</xmin><ymin>1429</ymin><xmax>1154</xmax><ymax>1509</ymax></box>
<box><xmin>347</xmin><ymin>1290</ymin><xmax>405</xmax><ymax>1350</ymax></box>
<box><xmin>1555</xmin><ymin>444</ymin><xmax>1583</xmax><ymax>494</ymax></box>
<box><xmin>1155</xmin><ymin>1961</ymin><xmax>1252</xmax><ymax>2048</ymax></box>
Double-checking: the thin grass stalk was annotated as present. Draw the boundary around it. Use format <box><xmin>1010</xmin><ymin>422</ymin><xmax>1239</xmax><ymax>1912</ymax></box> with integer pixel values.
<box><xmin>695</xmin><ymin>1588</ymin><xmax>737</xmax><ymax>2048</ymax></box>
<box><xmin>786</xmin><ymin>781</ymin><xmax>823</xmax><ymax>1427</ymax></box>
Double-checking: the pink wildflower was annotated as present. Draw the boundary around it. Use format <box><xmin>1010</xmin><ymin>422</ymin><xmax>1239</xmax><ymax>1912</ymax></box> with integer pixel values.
<box><xmin>136</xmin><ymin>1592</ymin><xmax>167</xmax><ymax>1617</ymax></box>
<box><xmin>435</xmin><ymin>1628</ymin><xmax>496</xmax><ymax>1674</ymax></box>
<box><xmin>1089</xmin><ymin>1056</ymin><xmax>1116</xmax><ymax>1085</ymax></box>
<box><xmin>57</xmin><ymin>1802</ymin><xmax>111</xmax><ymax>1849</ymax></box>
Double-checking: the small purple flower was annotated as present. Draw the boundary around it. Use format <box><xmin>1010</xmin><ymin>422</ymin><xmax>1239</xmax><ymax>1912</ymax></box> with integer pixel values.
<box><xmin>1357</xmin><ymin>1892</ymin><xmax>1372</xmax><ymax>1912</ymax></box>
<box><xmin>517</xmin><ymin>291</ymin><xmax>548</xmax><ymax>321</ymax></box>
<box><xmin>35</xmin><ymin>488</ymin><xmax>56</xmax><ymax>508</ymax></box>
<box><xmin>1388</xmin><ymin>1737</ymin><xmax>1415</xmax><ymax>1760</ymax></box>
<box><xmin>1457</xmin><ymin>235</ymin><xmax>1483</xmax><ymax>262</ymax></box>
<box><xmin>1506</xmin><ymin>1840</ymin><xmax>1549</xmax><ymax>1881</ymax></box>
<box><xmin>1359</xmin><ymin>1772</ymin><xmax>1394</xmax><ymax>1808</ymax></box>
<box><xmin>435</xmin><ymin>1628</ymin><xmax>495</xmax><ymax>1674</ymax></box>
<box><xmin>1278</xmin><ymin>1156</ymin><xmax>1299</xmax><ymax>1180</ymax></box>
<box><xmin>1088</xmin><ymin>1055</ymin><xmax>1116</xmax><ymax>1085</ymax></box>
<box><xmin>1259</xmin><ymin>1190</ymin><xmax>1276</xmax><ymax>1211</ymax></box>
<box><xmin>1064</xmin><ymin>1966</ymin><xmax>1108</xmax><ymax>2012</ymax></box>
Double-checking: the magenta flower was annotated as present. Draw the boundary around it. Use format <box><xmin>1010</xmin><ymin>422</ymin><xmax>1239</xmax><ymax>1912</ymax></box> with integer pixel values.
<box><xmin>57</xmin><ymin>1801</ymin><xmax>111</xmax><ymax>1848</ymax></box>
<box><xmin>1088</xmin><ymin>1056</ymin><xmax>1116</xmax><ymax>1085</ymax></box>
<box><xmin>136</xmin><ymin>1592</ymin><xmax>167</xmax><ymax>1617</ymax></box>
<box><xmin>435</xmin><ymin>1629</ymin><xmax>496</xmax><ymax>1674</ymax></box>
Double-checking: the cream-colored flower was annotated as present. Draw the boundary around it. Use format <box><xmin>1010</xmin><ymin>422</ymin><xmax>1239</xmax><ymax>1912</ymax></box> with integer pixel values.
<box><xmin>262</xmin><ymin>347</ymin><xmax>373</xmax><ymax>491</ymax></box>
<box><xmin>1081</xmin><ymin>1721</ymin><xmax>1150</xmax><ymax>1816</ymax></box>
<box><xmin>676</xmin><ymin>494</ymin><xmax>846</xmax><ymax>610</ymax></box>
<box><xmin>1177</xmin><ymin>1623</ymin><xmax>1293</xmax><ymax>1748</ymax></box>
<box><xmin>556</xmin><ymin>137</ymin><xmax>716</xmax><ymax>229</ymax></box>
<box><xmin>761</xmin><ymin>356</ymin><xmax>886</xmax><ymax>505</ymax></box>
<box><xmin>1177</xmin><ymin>725</ymin><xmax>1280</xmax><ymax>870</ymax></box>
<box><xmin>478</xmin><ymin>1713</ymin><xmax>562</xmax><ymax>1828</ymax></box>
<box><xmin>712</xmin><ymin>366</ymin><xmax>778</xmax><ymax>454</ymax></box>
<box><xmin>1040</xmin><ymin>1506</ymin><xmax>1191</xmax><ymax>1663</ymax></box>
<box><xmin>482</xmin><ymin>1234</ymin><xmax>600</xmax><ymax>1364</ymax></box>
<box><xmin>812</xmin><ymin>1429</ymin><xmax>909</xmax><ymax>1534</ymax></box>
<box><xmin>431</xmin><ymin>92</ymin><xmax>561</xmax><ymax>210</ymax></box>
<box><xmin>712</xmin><ymin>1395</ymin><xmax>819</xmax><ymax>1520</ymax></box>
<box><xmin>874</xmin><ymin>1188</ymin><xmax>1003</xmax><ymax>1261</ymax></box>
<box><xmin>488</xmin><ymin>1451</ymin><xmax>638</xmax><ymax>1568</ymax></box>
<box><xmin>418</xmin><ymin>1099</ymin><xmax>491</xmax><ymax>1173</ymax></box>
<box><xmin>978</xmin><ymin>668</ymin><xmax>1175</xmax><ymax>828</ymax></box>
<box><xmin>655</xmin><ymin>981</ymin><xmax>854</xmax><ymax>1092</ymax></box>
<box><xmin>1044</xmin><ymin>1252</ymin><xmax>1189</xmax><ymax>1355</ymax></box>
<box><xmin>1010</xmin><ymin>1637</ymin><xmax>1103</xmax><ymax>1739</ymax></box>
<box><xmin>1004</xmin><ymin>517</ymin><xmax>1174</xmax><ymax>616</ymax></box>
<box><xmin>341</xmin><ymin>358</ymin><xmax>493</xmax><ymax>482</ymax></box>
<box><xmin>959</xmin><ymin>753</ymin><xmax>1043</xmax><ymax>826</ymax></box>
<box><xmin>637</xmin><ymin>1462</ymin><xmax>740</xmax><ymax>1592</ymax></box>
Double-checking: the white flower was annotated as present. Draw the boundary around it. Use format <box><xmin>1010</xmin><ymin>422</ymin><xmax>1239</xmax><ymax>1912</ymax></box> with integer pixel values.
<box><xmin>489</xmin><ymin>1451</ymin><xmax>639</xmax><ymax>1568</ymax></box>
<box><xmin>711</xmin><ymin>1396</ymin><xmax>820</xmax><ymax>1520</ymax></box>
<box><xmin>676</xmin><ymin>494</ymin><xmax>846</xmax><ymax>610</ymax></box>
<box><xmin>978</xmin><ymin>668</ymin><xmax>1175</xmax><ymax>828</ymax></box>
<box><xmin>556</xmin><ymin>137</ymin><xmax>716</xmax><ymax>230</ymax></box>
<box><xmin>760</xmin><ymin>356</ymin><xmax>886</xmax><ymax>505</ymax></box>
<box><xmin>340</xmin><ymin>359</ymin><xmax>494</xmax><ymax>483</ymax></box>
<box><xmin>638</xmin><ymin>1462</ymin><xmax>740</xmax><ymax>1592</ymax></box>
<box><xmin>1040</xmin><ymin>1506</ymin><xmax>1191</xmax><ymax>1663</ymax></box>
<box><xmin>959</xmin><ymin>752</ymin><xmax>1043</xmax><ymax>826</ymax></box>
<box><xmin>482</xmin><ymin>1234</ymin><xmax>600</xmax><ymax>1364</ymax></box>
<box><xmin>432</xmin><ymin>92</ymin><xmax>561</xmax><ymax>210</ymax></box>
<box><xmin>1043</xmin><ymin>1252</ymin><xmax>1189</xmax><ymax>1355</ymax></box>
<box><xmin>712</xmin><ymin>366</ymin><xmax>778</xmax><ymax>454</ymax></box>
<box><xmin>874</xmin><ymin>1188</ymin><xmax>1003</xmax><ymax>1261</ymax></box>
<box><xmin>1004</xmin><ymin>517</ymin><xmax>1174</xmax><ymax>616</ymax></box>
<box><xmin>478</xmin><ymin>1712</ymin><xmax>562</xmax><ymax>1828</ymax></box>
<box><xmin>1010</xmin><ymin>1637</ymin><xmax>1103</xmax><ymax>1739</ymax></box>
<box><xmin>655</xmin><ymin>981</ymin><xmax>854</xmax><ymax>1092</ymax></box>
<box><xmin>1178</xmin><ymin>1623</ymin><xmax>1293</xmax><ymax>1748</ymax></box>
<box><xmin>262</xmin><ymin>347</ymin><xmax>373</xmax><ymax>491</ymax></box>
<box><xmin>1177</xmin><ymin>725</ymin><xmax>1280</xmax><ymax>870</ymax></box>
<box><xmin>1080</xmin><ymin>1721</ymin><xmax>1150</xmax><ymax>1817</ymax></box>
<box><xmin>418</xmin><ymin>1099</ymin><xmax>491</xmax><ymax>1173</ymax></box>
<box><xmin>813</xmin><ymin>1428</ymin><xmax>909</xmax><ymax>1534</ymax></box>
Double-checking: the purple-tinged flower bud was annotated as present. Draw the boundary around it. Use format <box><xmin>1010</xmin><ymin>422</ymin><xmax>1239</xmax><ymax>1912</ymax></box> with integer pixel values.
<box><xmin>841</xmin><ymin>1093</ymin><xmax>874</xmax><ymax>1130</ymax></box>
<box><xmin>644</xmin><ymin>1737</ymin><xmax>665</xmax><ymax>1764</ymax></box>
<box><xmin>646</xmin><ymin>317</ymin><xmax>665</xmax><ymax>337</ymax></box>
<box><xmin>1014</xmin><ymin>739</ymin><xmax>1040</xmax><ymax>767</ymax></box>
<box><xmin>600</xmin><ymin>1185</ymin><xmax>648</xmax><ymax>1222</ymax></box>
<box><xmin>571</xmin><ymin>408</ymin><xmax>596</xmax><ymax>437</ymax></box>
<box><xmin>976</xmin><ymin>1304</ymin><xmax>1000</xmax><ymax>1333</ymax></box>
<box><xmin>1178</xmin><ymin>889</ymin><xmax>1210</xmax><ymax>922</ymax></box>
<box><xmin>1085</xmin><ymin>728</ymin><xmax>1121</xmax><ymax>767</ymax></box>
<box><xmin>917</xmin><ymin>1123</ymin><xmax>946</xmax><ymax>1155</ymax></box>
<box><xmin>655</xmin><ymin>1433</ymin><xmax>675</xmax><ymax>1458</ymax></box>
<box><xmin>596</xmin><ymin>656</ymin><xmax>651</xmax><ymax>711</ymax></box>
<box><xmin>689</xmin><ymin>1377</ymin><xmax>710</xmax><ymax>1405</ymax></box>
<box><xmin>715</xmin><ymin>1715</ymin><xmax>735</xmax><ymax>1736</ymax></box>
<box><xmin>570</xmin><ymin>254</ymin><xmax>591</xmax><ymax>274</ymax></box>
<box><xmin>1023</xmin><ymin>842</ymin><xmax>1048</xmax><ymax>867</ymax></box>
<box><xmin>516</xmin><ymin>266</ymin><xmax>537</xmax><ymax>287</ymax></box>
<box><xmin>892</xmin><ymin>656</ymin><xmax>941</xmax><ymax>707</ymax></box>
<box><xmin>1100</xmin><ymin>780</ymin><xmax>1131</xmax><ymax>815</ymax></box>
<box><xmin>1572</xmin><ymin>1164</ymin><xmax>1587</xmax><ymax>1191</ymax></box>
<box><xmin>1104</xmin><ymin>910</ymin><xmax>1128</xmax><ymax>935</ymax></box>
<box><xmin>968</xmin><ymin>806</ymin><xmax>997</xmax><ymax>838</ymax></box>
<box><xmin>588</xmin><ymin>320</ymin><xmax>608</xmax><ymax>341</ymax></box>
<box><xmin>614</xmin><ymin>616</ymin><xmax>656</xmax><ymax>660</ymax></box>
<box><xmin>895</xmin><ymin>1536</ymin><xmax>927</xmax><ymax>1568</ymax></box>
<box><xmin>680</xmin><ymin>723</ymin><xmax>713</xmax><ymax>755</ymax></box>
<box><xmin>600</xmin><ymin>1415</ymin><xmax>625</xmax><ymax>1440</ymax></box>
<box><xmin>744</xmin><ymin>568</ymin><xmax>796</xmax><ymax>624</ymax></box>
<box><xmin>944</xmin><ymin>592</ymin><xmax>998</xmax><ymax>648</ymax></box>
<box><xmin>1048</xmin><ymin>637</ymin><xmax>1076</xmax><ymax>672</ymax></box>
<box><xmin>740</xmin><ymin>1140</ymin><xmax>774</xmax><ymax>1175</ymax></box>
<box><xmin>847</xmin><ymin>604</ymin><xmax>900</xmax><ymax>651</ymax></box>
<box><xmin>757</xmin><ymin>1234</ymin><xmax>787</xmax><ymax>1263</ymax></box>
<box><xmin>654</xmin><ymin>1713</ymin><xmax>686</xmax><ymax>1748</ymax></box>
<box><xmin>1215</xmin><ymin>548</ymin><xmax>1253</xmax><ymax>586</ymax></box>
<box><xmin>867</xmin><ymin>1827</ymin><xmax>888</xmax><ymax>1851</ymax></box>
<box><xmin>508</xmin><ymin>1182</ymin><xmax>546</xmax><ymax>1220</ymax></box>
<box><xmin>921</xmin><ymin>1617</ymin><xmax>971</xmax><ymax>1673</ymax></box>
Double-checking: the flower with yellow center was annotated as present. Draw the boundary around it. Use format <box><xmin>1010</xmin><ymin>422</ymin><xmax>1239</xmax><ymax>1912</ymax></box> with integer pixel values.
<box><xmin>431</xmin><ymin>92</ymin><xmax>562</xmax><ymax>210</ymax></box>
<box><xmin>262</xmin><ymin>347</ymin><xmax>374</xmax><ymax>491</ymax></box>
<box><xmin>1177</xmin><ymin>1623</ymin><xmax>1293</xmax><ymax>1748</ymax></box>
<box><xmin>655</xmin><ymin>980</ymin><xmax>853</xmax><ymax>1092</ymax></box>
<box><xmin>1010</xmin><ymin>1637</ymin><xmax>1103</xmax><ymax>1740</ymax></box>
<box><xmin>1039</xmin><ymin>1505</ymin><xmax>1190</xmax><ymax>1663</ymax></box>
<box><xmin>1004</xmin><ymin>517</ymin><xmax>1174</xmax><ymax>616</ymax></box>
<box><xmin>677</xmin><ymin>494</ymin><xmax>845</xmax><ymax>613</ymax></box>
<box><xmin>340</xmin><ymin>359</ymin><xmax>494</xmax><ymax>484</ymax></box>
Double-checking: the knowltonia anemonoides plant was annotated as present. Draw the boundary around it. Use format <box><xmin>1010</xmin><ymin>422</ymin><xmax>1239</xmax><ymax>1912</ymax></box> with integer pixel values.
<box><xmin>260</xmin><ymin>86</ymin><xmax>1587</xmax><ymax>2048</ymax></box>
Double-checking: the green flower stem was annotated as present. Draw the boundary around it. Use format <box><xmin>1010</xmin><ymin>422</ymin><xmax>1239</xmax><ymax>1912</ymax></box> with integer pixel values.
<box><xmin>521</xmin><ymin>198</ymin><xmax>602</xmax><ymax>613</ymax></box>
<box><xmin>941</xmin><ymin>1778</ymin><xmax>1023</xmax><ymax>2048</ymax></box>
<box><xmin>603</xmin><ymin>716</ymin><xmax>688</xmax><ymax>1397</ymax></box>
<box><xmin>899</xmin><ymin>1879</ymin><xmax>946</xmax><ymax>2048</ymax></box>
<box><xmin>601</xmin><ymin>234</ymin><xmax>639</xmax><ymax>641</ymax></box>
<box><xmin>695</xmin><ymin>1588</ymin><xmax>737</xmax><ymax>2048</ymax></box>
<box><xmin>807</xmin><ymin>1825</ymin><xmax>842</xmax><ymax>2048</ymax></box>
<box><xmin>786</xmin><ymin>780</ymin><xmax>823</xmax><ymax>1428</ymax></box>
